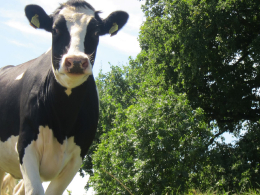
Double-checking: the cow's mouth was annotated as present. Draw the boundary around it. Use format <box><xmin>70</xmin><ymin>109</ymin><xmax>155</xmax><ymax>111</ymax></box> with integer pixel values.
<box><xmin>67</xmin><ymin>72</ymin><xmax>85</xmax><ymax>76</ymax></box>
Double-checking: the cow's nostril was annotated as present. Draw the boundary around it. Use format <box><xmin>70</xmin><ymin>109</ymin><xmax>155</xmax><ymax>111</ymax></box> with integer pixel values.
<box><xmin>82</xmin><ymin>61</ymin><xmax>89</xmax><ymax>68</ymax></box>
<box><xmin>65</xmin><ymin>59</ymin><xmax>72</xmax><ymax>68</ymax></box>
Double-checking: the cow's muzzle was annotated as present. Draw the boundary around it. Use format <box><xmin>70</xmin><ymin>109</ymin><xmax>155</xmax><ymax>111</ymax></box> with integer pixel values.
<box><xmin>65</xmin><ymin>57</ymin><xmax>89</xmax><ymax>74</ymax></box>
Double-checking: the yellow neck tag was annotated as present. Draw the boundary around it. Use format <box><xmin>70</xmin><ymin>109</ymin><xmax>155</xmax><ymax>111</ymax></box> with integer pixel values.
<box><xmin>31</xmin><ymin>14</ymin><xmax>40</xmax><ymax>28</ymax></box>
<box><xmin>109</xmin><ymin>23</ymin><xmax>118</xmax><ymax>35</ymax></box>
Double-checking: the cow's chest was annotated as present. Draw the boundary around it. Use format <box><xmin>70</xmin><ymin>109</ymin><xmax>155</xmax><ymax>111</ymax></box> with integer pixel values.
<box><xmin>31</xmin><ymin>126</ymin><xmax>82</xmax><ymax>181</ymax></box>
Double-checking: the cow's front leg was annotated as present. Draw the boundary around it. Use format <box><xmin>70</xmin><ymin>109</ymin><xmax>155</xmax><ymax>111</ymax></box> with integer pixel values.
<box><xmin>18</xmin><ymin>135</ymin><xmax>44</xmax><ymax>195</ymax></box>
<box><xmin>45</xmin><ymin>155</ymin><xmax>82</xmax><ymax>195</ymax></box>
<box><xmin>14</xmin><ymin>180</ymin><xmax>25</xmax><ymax>195</ymax></box>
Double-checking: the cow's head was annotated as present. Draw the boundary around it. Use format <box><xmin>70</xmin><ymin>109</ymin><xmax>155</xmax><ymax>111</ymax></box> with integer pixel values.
<box><xmin>25</xmin><ymin>0</ymin><xmax>128</xmax><ymax>90</ymax></box>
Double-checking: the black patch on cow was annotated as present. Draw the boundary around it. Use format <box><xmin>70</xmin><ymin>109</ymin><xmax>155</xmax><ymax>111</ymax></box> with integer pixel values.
<box><xmin>0</xmin><ymin>64</ymin><xmax>20</xmax><ymax>142</ymax></box>
<box><xmin>52</xmin><ymin>15</ymin><xmax>71</xmax><ymax>70</ymax></box>
<box><xmin>34</xmin><ymin>67</ymin><xmax>99</xmax><ymax>159</ymax></box>
<box><xmin>0</xmin><ymin>58</ymin><xmax>38</xmax><ymax>144</ymax></box>
<box><xmin>84</xmin><ymin>18</ymin><xmax>100</xmax><ymax>65</ymax></box>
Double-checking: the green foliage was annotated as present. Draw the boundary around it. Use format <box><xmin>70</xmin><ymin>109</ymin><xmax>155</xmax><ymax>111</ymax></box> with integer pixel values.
<box><xmin>139</xmin><ymin>0</ymin><xmax>260</xmax><ymax>128</ymax></box>
<box><xmin>66</xmin><ymin>189</ymin><xmax>72</xmax><ymax>195</ymax></box>
<box><xmin>88</xmin><ymin>64</ymin><xmax>212</xmax><ymax>194</ymax></box>
<box><xmin>81</xmin><ymin>0</ymin><xmax>260</xmax><ymax>194</ymax></box>
<box><xmin>84</xmin><ymin>63</ymin><xmax>260</xmax><ymax>194</ymax></box>
<box><xmin>80</xmin><ymin>64</ymin><xmax>138</xmax><ymax>177</ymax></box>
<box><xmin>189</xmin><ymin>126</ymin><xmax>260</xmax><ymax>193</ymax></box>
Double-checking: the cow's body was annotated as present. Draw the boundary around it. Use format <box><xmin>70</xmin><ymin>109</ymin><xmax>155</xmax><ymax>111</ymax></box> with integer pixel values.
<box><xmin>0</xmin><ymin>50</ymin><xmax>98</xmax><ymax>180</ymax></box>
<box><xmin>0</xmin><ymin>1</ymin><xmax>128</xmax><ymax>194</ymax></box>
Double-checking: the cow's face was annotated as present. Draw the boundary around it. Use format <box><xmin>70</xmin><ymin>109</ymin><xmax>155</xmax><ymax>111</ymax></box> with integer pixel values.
<box><xmin>51</xmin><ymin>4</ymin><xmax>98</xmax><ymax>89</ymax></box>
<box><xmin>25</xmin><ymin>0</ymin><xmax>128</xmax><ymax>90</ymax></box>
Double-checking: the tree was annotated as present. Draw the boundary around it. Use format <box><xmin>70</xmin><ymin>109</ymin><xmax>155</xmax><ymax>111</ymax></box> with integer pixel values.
<box><xmin>80</xmin><ymin>64</ymin><xmax>139</xmax><ymax>177</ymax></box>
<box><xmin>138</xmin><ymin>0</ymin><xmax>260</xmax><ymax>130</ymax></box>
<box><xmin>134</xmin><ymin>0</ymin><xmax>260</xmax><ymax>191</ymax></box>
<box><xmin>87</xmin><ymin>64</ymin><xmax>212</xmax><ymax>194</ymax></box>
<box><xmin>81</xmin><ymin>0</ymin><xmax>260</xmax><ymax>193</ymax></box>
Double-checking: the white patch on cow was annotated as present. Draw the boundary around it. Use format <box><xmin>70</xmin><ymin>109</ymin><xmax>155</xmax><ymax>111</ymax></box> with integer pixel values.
<box><xmin>53</xmin><ymin>66</ymin><xmax>89</xmax><ymax>90</ymax></box>
<box><xmin>0</xmin><ymin>136</ymin><xmax>22</xmax><ymax>179</ymax></box>
<box><xmin>14</xmin><ymin>179</ymin><xmax>25</xmax><ymax>195</ymax></box>
<box><xmin>52</xmin><ymin>6</ymin><xmax>94</xmax><ymax>90</ymax></box>
<box><xmin>15</xmin><ymin>72</ymin><xmax>24</xmax><ymax>80</ymax></box>
<box><xmin>2</xmin><ymin>174</ymin><xmax>17</xmax><ymax>194</ymax></box>
<box><xmin>65</xmin><ymin>88</ymin><xmax>72</xmax><ymax>96</ymax></box>
<box><xmin>60</xmin><ymin>6</ymin><xmax>94</xmax><ymax>56</ymax></box>
<box><xmin>20</xmin><ymin>141</ymin><xmax>44</xmax><ymax>195</ymax></box>
<box><xmin>15</xmin><ymin>142</ymin><xmax>18</xmax><ymax>153</ymax></box>
<box><xmin>20</xmin><ymin>126</ymin><xmax>82</xmax><ymax>195</ymax></box>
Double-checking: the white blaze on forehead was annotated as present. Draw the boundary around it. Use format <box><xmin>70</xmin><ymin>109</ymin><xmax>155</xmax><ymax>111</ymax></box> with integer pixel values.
<box><xmin>60</xmin><ymin>6</ymin><xmax>95</xmax><ymax>55</ymax></box>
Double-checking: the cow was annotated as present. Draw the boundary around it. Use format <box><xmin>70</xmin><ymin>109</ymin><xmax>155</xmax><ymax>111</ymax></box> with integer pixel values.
<box><xmin>0</xmin><ymin>0</ymin><xmax>128</xmax><ymax>194</ymax></box>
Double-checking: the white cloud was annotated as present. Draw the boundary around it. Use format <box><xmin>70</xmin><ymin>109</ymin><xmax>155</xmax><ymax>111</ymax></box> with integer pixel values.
<box><xmin>100</xmin><ymin>32</ymin><xmax>141</xmax><ymax>56</ymax></box>
<box><xmin>0</xmin><ymin>8</ymin><xmax>24</xmax><ymax>20</ymax></box>
<box><xmin>3</xmin><ymin>20</ymin><xmax>51</xmax><ymax>39</ymax></box>
<box><xmin>8</xmin><ymin>39</ymin><xmax>34</xmax><ymax>48</ymax></box>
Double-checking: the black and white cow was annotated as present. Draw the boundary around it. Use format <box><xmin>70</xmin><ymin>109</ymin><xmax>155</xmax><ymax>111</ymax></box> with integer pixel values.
<box><xmin>0</xmin><ymin>0</ymin><xmax>128</xmax><ymax>194</ymax></box>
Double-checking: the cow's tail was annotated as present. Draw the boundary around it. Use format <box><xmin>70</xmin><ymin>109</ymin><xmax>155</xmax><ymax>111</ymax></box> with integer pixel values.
<box><xmin>1</xmin><ymin>174</ymin><xmax>16</xmax><ymax>195</ymax></box>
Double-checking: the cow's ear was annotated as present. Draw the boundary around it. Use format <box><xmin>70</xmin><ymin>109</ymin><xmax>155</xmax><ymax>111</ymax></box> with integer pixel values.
<box><xmin>98</xmin><ymin>11</ymin><xmax>129</xmax><ymax>36</ymax></box>
<box><xmin>25</xmin><ymin>5</ymin><xmax>53</xmax><ymax>32</ymax></box>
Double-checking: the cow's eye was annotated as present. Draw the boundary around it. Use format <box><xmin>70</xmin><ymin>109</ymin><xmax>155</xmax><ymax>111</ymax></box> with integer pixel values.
<box><xmin>91</xmin><ymin>24</ymin><xmax>100</xmax><ymax>37</ymax></box>
<box><xmin>52</xmin><ymin>28</ymin><xmax>59</xmax><ymax>36</ymax></box>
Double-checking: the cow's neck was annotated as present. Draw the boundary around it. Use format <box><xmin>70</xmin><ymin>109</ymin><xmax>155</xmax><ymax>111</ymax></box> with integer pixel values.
<box><xmin>41</xmin><ymin>68</ymin><xmax>90</xmax><ymax>143</ymax></box>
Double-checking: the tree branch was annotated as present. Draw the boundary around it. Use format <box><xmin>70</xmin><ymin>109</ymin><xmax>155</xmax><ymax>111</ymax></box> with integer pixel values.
<box><xmin>100</xmin><ymin>167</ymin><xmax>134</xmax><ymax>195</ymax></box>
<box><xmin>206</xmin><ymin>130</ymin><xmax>226</xmax><ymax>148</ymax></box>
